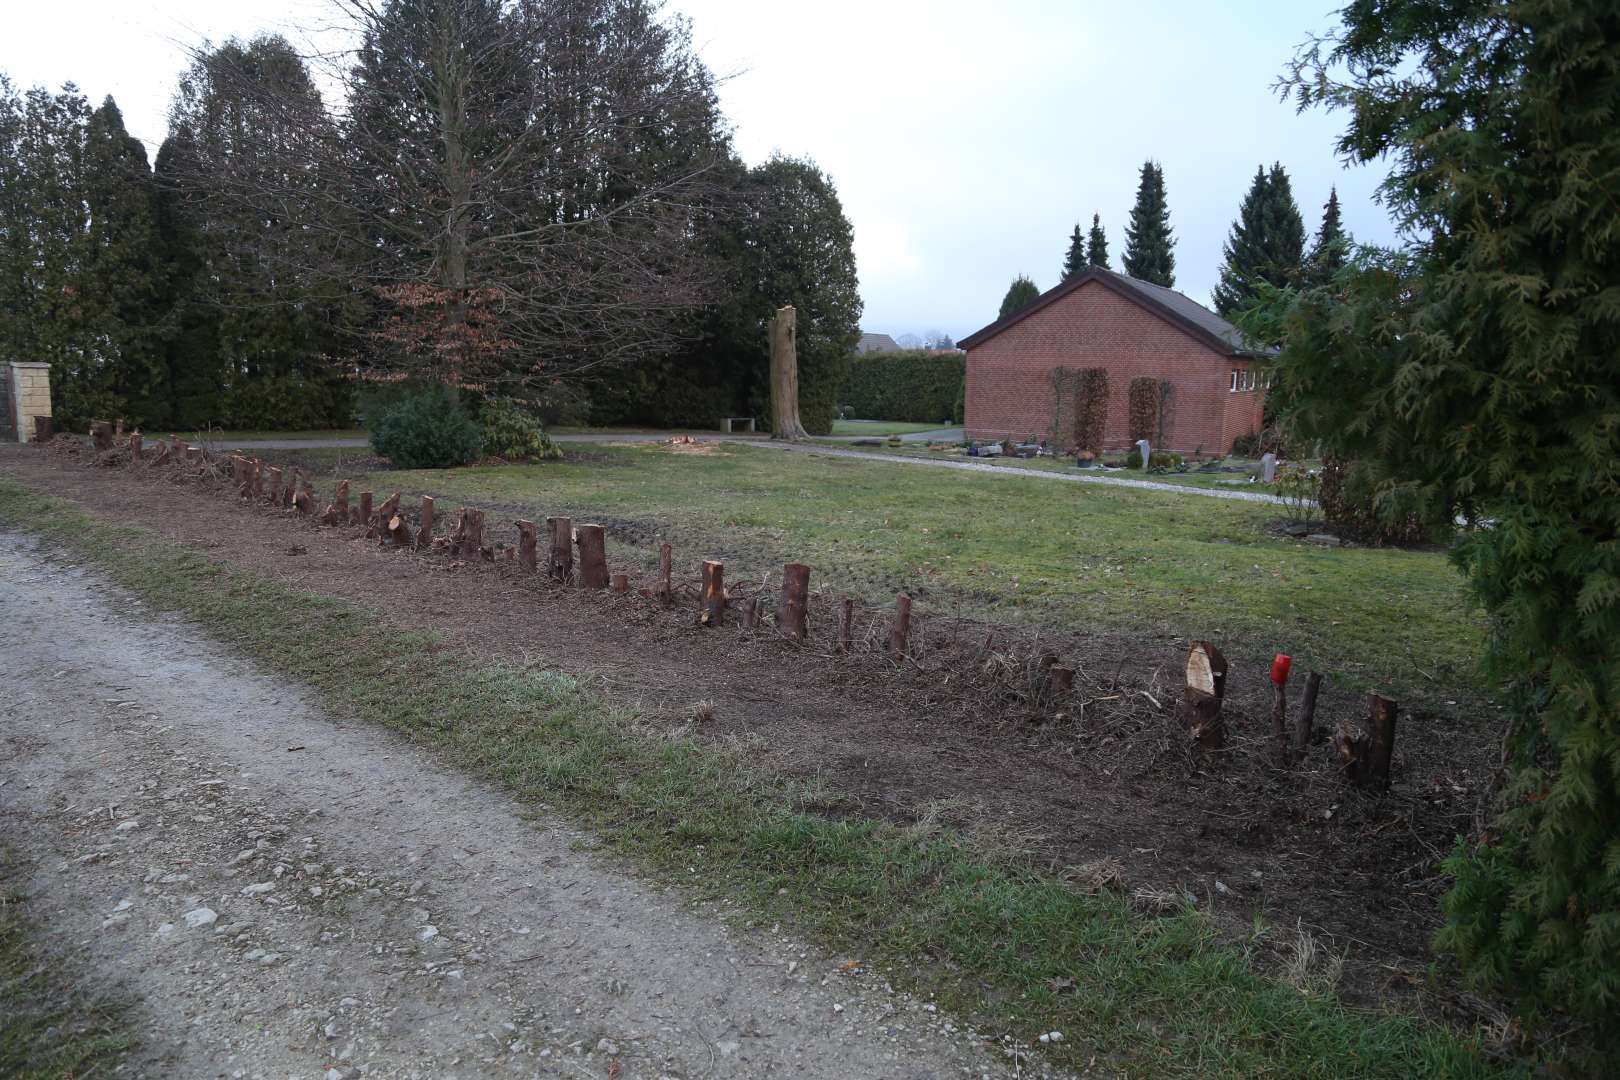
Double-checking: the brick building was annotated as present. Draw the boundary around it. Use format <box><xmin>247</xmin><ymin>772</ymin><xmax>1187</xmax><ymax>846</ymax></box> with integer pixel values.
<box><xmin>958</xmin><ymin>268</ymin><xmax>1267</xmax><ymax>455</ymax></box>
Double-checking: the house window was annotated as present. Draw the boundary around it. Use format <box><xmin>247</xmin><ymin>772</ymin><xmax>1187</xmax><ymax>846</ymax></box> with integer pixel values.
<box><xmin>1230</xmin><ymin>369</ymin><xmax>1241</xmax><ymax>392</ymax></box>
<box><xmin>1244</xmin><ymin>369</ymin><xmax>1256</xmax><ymax>391</ymax></box>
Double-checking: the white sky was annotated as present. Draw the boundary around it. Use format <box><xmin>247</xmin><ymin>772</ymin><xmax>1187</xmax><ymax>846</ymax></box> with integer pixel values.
<box><xmin>3</xmin><ymin>0</ymin><xmax>1394</xmax><ymax>341</ymax></box>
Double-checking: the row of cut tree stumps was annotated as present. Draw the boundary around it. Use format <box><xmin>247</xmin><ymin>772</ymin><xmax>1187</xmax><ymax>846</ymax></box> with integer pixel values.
<box><xmin>85</xmin><ymin>420</ymin><xmax>1397</xmax><ymax>786</ymax></box>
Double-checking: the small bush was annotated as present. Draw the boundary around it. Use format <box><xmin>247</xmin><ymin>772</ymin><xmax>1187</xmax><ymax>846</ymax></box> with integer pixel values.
<box><xmin>370</xmin><ymin>384</ymin><xmax>484</xmax><ymax>469</ymax></box>
<box><xmin>1317</xmin><ymin>455</ymin><xmax>1431</xmax><ymax>545</ymax></box>
<box><xmin>478</xmin><ymin>398</ymin><xmax>562</xmax><ymax>462</ymax></box>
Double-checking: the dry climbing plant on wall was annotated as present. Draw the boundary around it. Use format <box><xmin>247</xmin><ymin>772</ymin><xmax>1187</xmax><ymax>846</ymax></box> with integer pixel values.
<box><xmin>1128</xmin><ymin>377</ymin><xmax>1161</xmax><ymax>446</ymax></box>
<box><xmin>1049</xmin><ymin>367</ymin><xmax>1109</xmax><ymax>453</ymax></box>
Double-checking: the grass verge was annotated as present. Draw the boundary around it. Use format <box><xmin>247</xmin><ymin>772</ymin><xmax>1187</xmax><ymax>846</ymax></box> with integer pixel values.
<box><xmin>0</xmin><ymin>847</ymin><xmax>136</xmax><ymax>1077</ymax></box>
<box><xmin>0</xmin><ymin>476</ymin><xmax>1515</xmax><ymax>1079</ymax></box>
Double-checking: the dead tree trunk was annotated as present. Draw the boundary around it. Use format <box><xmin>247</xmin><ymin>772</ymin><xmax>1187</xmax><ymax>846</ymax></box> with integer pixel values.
<box><xmin>699</xmin><ymin>560</ymin><xmax>725</xmax><ymax>626</ymax></box>
<box><xmin>768</xmin><ymin>305</ymin><xmax>809</xmax><ymax>441</ymax></box>
<box><xmin>577</xmin><ymin>525</ymin><xmax>609</xmax><ymax>588</ymax></box>
<box><xmin>517</xmin><ymin>520</ymin><xmax>538</xmax><ymax>572</ymax></box>
<box><xmin>657</xmin><ymin>543</ymin><xmax>673</xmax><ymax>602</ymax></box>
<box><xmin>547</xmin><ymin>517</ymin><xmax>573</xmax><ymax>581</ymax></box>
<box><xmin>322</xmin><ymin>480</ymin><xmax>351</xmax><ymax>525</ymax></box>
<box><xmin>838</xmin><ymin>597</ymin><xmax>855</xmax><ymax>652</ymax></box>
<box><xmin>779</xmin><ymin>563</ymin><xmax>811</xmax><ymax>641</ymax></box>
<box><xmin>888</xmin><ymin>594</ymin><xmax>912</xmax><ymax>661</ymax></box>
<box><xmin>1293</xmin><ymin>672</ymin><xmax>1324</xmax><ymax>764</ymax></box>
<box><xmin>417</xmin><ymin>496</ymin><xmax>435</xmax><ymax>549</ymax></box>
<box><xmin>1178</xmin><ymin>641</ymin><xmax>1229</xmax><ymax>751</ymax></box>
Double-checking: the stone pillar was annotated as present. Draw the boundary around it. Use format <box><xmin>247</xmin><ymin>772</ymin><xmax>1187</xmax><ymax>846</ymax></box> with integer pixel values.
<box><xmin>8</xmin><ymin>363</ymin><xmax>53</xmax><ymax>443</ymax></box>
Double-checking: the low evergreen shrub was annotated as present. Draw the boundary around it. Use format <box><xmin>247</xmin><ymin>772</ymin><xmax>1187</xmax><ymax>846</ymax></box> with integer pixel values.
<box><xmin>370</xmin><ymin>384</ymin><xmax>484</xmax><ymax>469</ymax></box>
<box><xmin>839</xmin><ymin>351</ymin><xmax>963</xmax><ymax>424</ymax></box>
<box><xmin>478</xmin><ymin>398</ymin><xmax>562</xmax><ymax>462</ymax></box>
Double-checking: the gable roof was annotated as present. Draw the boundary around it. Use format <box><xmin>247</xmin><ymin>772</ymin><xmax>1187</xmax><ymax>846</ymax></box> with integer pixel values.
<box><xmin>856</xmin><ymin>332</ymin><xmax>900</xmax><ymax>354</ymax></box>
<box><xmin>959</xmin><ymin>268</ymin><xmax>1263</xmax><ymax>356</ymax></box>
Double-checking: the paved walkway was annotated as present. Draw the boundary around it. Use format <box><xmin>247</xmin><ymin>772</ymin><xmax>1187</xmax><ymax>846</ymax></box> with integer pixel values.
<box><xmin>211</xmin><ymin>432</ymin><xmax>1287</xmax><ymax>506</ymax></box>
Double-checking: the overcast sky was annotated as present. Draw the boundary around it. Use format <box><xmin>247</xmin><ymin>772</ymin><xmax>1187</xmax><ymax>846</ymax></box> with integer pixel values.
<box><xmin>3</xmin><ymin>0</ymin><xmax>1394</xmax><ymax>342</ymax></box>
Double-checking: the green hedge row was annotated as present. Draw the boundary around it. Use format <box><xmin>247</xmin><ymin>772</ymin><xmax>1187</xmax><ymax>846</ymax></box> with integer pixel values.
<box><xmin>838</xmin><ymin>351</ymin><xmax>964</xmax><ymax>424</ymax></box>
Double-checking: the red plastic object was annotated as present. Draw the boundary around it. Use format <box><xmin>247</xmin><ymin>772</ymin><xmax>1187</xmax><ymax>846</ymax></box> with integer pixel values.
<box><xmin>1271</xmin><ymin>654</ymin><xmax>1292</xmax><ymax>685</ymax></box>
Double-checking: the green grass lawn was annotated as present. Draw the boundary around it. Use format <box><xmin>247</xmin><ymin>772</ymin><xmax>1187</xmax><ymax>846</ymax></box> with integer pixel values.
<box><xmin>828</xmin><ymin>419</ymin><xmax>953</xmax><ymax>436</ymax></box>
<box><xmin>342</xmin><ymin>440</ymin><xmax>1480</xmax><ymax>706</ymax></box>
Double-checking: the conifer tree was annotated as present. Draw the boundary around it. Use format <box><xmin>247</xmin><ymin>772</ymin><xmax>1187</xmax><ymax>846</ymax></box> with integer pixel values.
<box><xmin>998</xmin><ymin>275</ymin><xmax>1040</xmax><ymax>319</ymax></box>
<box><xmin>1060</xmin><ymin>223</ymin><xmax>1086</xmax><ymax>281</ymax></box>
<box><xmin>1213</xmin><ymin>162</ymin><xmax>1305</xmax><ymax>317</ymax></box>
<box><xmin>1304</xmin><ymin>186</ymin><xmax>1347</xmax><ymax>286</ymax></box>
<box><xmin>1276</xmin><ymin>0</ymin><xmax>1620</xmax><ymax>1046</ymax></box>
<box><xmin>1085</xmin><ymin>213</ymin><xmax>1110</xmax><ymax>269</ymax></box>
<box><xmin>1122</xmin><ymin>160</ymin><xmax>1175</xmax><ymax>286</ymax></box>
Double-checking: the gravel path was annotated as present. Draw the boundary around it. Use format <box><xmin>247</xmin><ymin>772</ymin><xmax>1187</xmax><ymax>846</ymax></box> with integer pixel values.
<box><xmin>0</xmin><ymin>531</ymin><xmax>1052</xmax><ymax>1079</ymax></box>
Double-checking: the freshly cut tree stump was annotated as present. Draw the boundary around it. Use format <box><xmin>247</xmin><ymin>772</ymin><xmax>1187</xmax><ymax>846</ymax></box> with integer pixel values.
<box><xmin>888</xmin><ymin>593</ymin><xmax>912</xmax><ymax>661</ymax></box>
<box><xmin>129</xmin><ymin>431</ymin><xmax>143</xmax><ymax>460</ymax></box>
<box><xmin>699</xmin><ymin>560</ymin><xmax>725</xmax><ymax>626</ymax></box>
<box><xmin>778</xmin><ymin>563</ymin><xmax>811</xmax><ymax>641</ymax></box>
<box><xmin>611</xmin><ymin>573</ymin><xmax>629</xmax><ymax>593</ymax></box>
<box><xmin>250</xmin><ymin>459</ymin><xmax>264</xmax><ymax>501</ymax></box>
<box><xmin>1336</xmin><ymin>727</ymin><xmax>1373</xmax><ymax>784</ymax></box>
<box><xmin>657</xmin><ymin>543</ymin><xmax>673</xmax><ymax>602</ymax></box>
<box><xmin>386</xmin><ymin>513</ymin><xmax>413</xmax><ymax>548</ymax></box>
<box><xmin>281</xmin><ymin>471</ymin><xmax>298</xmax><ymax>509</ymax></box>
<box><xmin>322</xmin><ymin>480</ymin><xmax>351</xmax><ymax>525</ymax></box>
<box><xmin>516</xmin><ymin>520</ymin><xmax>539</xmax><ymax>571</ymax></box>
<box><xmin>837</xmin><ymin>597</ymin><xmax>855</xmax><ymax>652</ymax></box>
<box><xmin>576</xmin><ymin>525</ymin><xmax>609</xmax><ymax>588</ymax></box>
<box><xmin>294</xmin><ymin>478</ymin><xmax>315</xmax><ymax>514</ymax></box>
<box><xmin>451</xmin><ymin>507</ymin><xmax>485</xmax><ymax>559</ymax></box>
<box><xmin>417</xmin><ymin>496</ymin><xmax>435</xmax><ymax>549</ymax></box>
<box><xmin>1293</xmin><ymin>672</ymin><xmax>1324</xmax><ymax>763</ymax></box>
<box><xmin>185</xmin><ymin>445</ymin><xmax>200</xmax><ymax>462</ymax></box>
<box><xmin>169</xmin><ymin>435</ymin><xmax>182</xmax><ymax>461</ymax></box>
<box><xmin>740</xmin><ymin>596</ymin><xmax>760</xmax><ymax>629</ymax></box>
<box><xmin>355</xmin><ymin>491</ymin><xmax>373</xmax><ymax>528</ymax></box>
<box><xmin>151</xmin><ymin>442</ymin><xmax>171</xmax><ymax>466</ymax></box>
<box><xmin>267</xmin><ymin>467</ymin><xmax>283</xmax><ymax>505</ymax></box>
<box><xmin>91</xmin><ymin>421</ymin><xmax>114</xmax><ymax>452</ymax></box>
<box><xmin>1178</xmin><ymin>641</ymin><xmax>1229</xmax><ymax>751</ymax></box>
<box><xmin>547</xmin><ymin>517</ymin><xmax>573</xmax><ymax>581</ymax></box>
<box><xmin>372</xmin><ymin>493</ymin><xmax>401</xmax><ymax>539</ymax></box>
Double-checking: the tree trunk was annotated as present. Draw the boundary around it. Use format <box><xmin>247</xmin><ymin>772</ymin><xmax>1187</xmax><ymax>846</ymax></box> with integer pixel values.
<box><xmin>128</xmin><ymin>431</ymin><xmax>142</xmax><ymax>460</ymax></box>
<box><xmin>1293</xmin><ymin>672</ymin><xmax>1323</xmax><ymax>763</ymax></box>
<box><xmin>768</xmin><ymin>305</ymin><xmax>809</xmax><ymax>440</ymax></box>
<box><xmin>386</xmin><ymin>513</ymin><xmax>413</xmax><ymax>548</ymax></box>
<box><xmin>267</xmin><ymin>467</ymin><xmax>283</xmax><ymax>505</ymax></box>
<box><xmin>577</xmin><ymin>524</ymin><xmax>609</xmax><ymax>588</ymax></box>
<box><xmin>355</xmin><ymin>491</ymin><xmax>372</xmax><ymax>528</ymax></box>
<box><xmin>1271</xmin><ymin>682</ymin><xmax>1290</xmax><ymax>767</ymax></box>
<box><xmin>888</xmin><ymin>593</ymin><xmax>912</xmax><ymax>661</ymax></box>
<box><xmin>417</xmin><ymin>496</ymin><xmax>435</xmax><ymax>549</ymax></box>
<box><xmin>657</xmin><ymin>542</ymin><xmax>673</xmax><ymax>602</ymax></box>
<box><xmin>517</xmin><ymin>520</ymin><xmax>538</xmax><ymax>571</ymax></box>
<box><xmin>547</xmin><ymin>517</ymin><xmax>573</xmax><ymax>581</ymax></box>
<box><xmin>700</xmin><ymin>560</ymin><xmax>725</xmax><ymax>626</ymax></box>
<box><xmin>323</xmin><ymin>480</ymin><xmax>351</xmax><ymax>525</ymax></box>
<box><xmin>778</xmin><ymin>563</ymin><xmax>811</xmax><ymax>641</ymax></box>
<box><xmin>837</xmin><ymin>597</ymin><xmax>855</xmax><ymax>652</ymax></box>
<box><xmin>1368</xmin><ymin>694</ymin><xmax>1397</xmax><ymax>788</ymax></box>
<box><xmin>611</xmin><ymin>573</ymin><xmax>629</xmax><ymax>593</ymax></box>
<box><xmin>250</xmin><ymin>459</ymin><xmax>263</xmax><ymax>501</ymax></box>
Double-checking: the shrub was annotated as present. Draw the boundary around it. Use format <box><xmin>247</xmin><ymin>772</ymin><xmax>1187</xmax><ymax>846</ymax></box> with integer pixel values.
<box><xmin>1316</xmin><ymin>456</ymin><xmax>1430</xmax><ymax>545</ymax></box>
<box><xmin>839</xmin><ymin>350</ymin><xmax>964</xmax><ymax>424</ymax></box>
<box><xmin>478</xmin><ymin>398</ymin><xmax>562</xmax><ymax>462</ymax></box>
<box><xmin>370</xmin><ymin>384</ymin><xmax>484</xmax><ymax>469</ymax></box>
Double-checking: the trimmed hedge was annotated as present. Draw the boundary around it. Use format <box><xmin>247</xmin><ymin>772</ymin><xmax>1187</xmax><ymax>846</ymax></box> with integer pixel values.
<box><xmin>839</xmin><ymin>351</ymin><xmax>964</xmax><ymax>424</ymax></box>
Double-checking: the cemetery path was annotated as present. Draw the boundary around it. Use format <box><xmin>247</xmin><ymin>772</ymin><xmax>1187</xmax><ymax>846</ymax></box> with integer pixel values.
<box><xmin>0</xmin><ymin>529</ymin><xmax>1036</xmax><ymax>1080</ymax></box>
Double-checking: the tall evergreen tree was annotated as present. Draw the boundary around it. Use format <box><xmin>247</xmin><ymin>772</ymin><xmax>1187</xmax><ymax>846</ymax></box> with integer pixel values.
<box><xmin>998</xmin><ymin>275</ymin><xmax>1040</xmax><ymax>319</ymax></box>
<box><xmin>1304</xmin><ymin>186</ymin><xmax>1347</xmax><ymax>286</ymax></box>
<box><xmin>1122</xmin><ymin>160</ymin><xmax>1175</xmax><ymax>286</ymax></box>
<box><xmin>1060</xmin><ymin>223</ymin><xmax>1086</xmax><ymax>281</ymax></box>
<box><xmin>81</xmin><ymin>97</ymin><xmax>166</xmax><ymax>426</ymax></box>
<box><xmin>1085</xmin><ymin>213</ymin><xmax>1110</xmax><ymax>269</ymax></box>
<box><xmin>1212</xmin><ymin>163</ymin><xmax>1306</xmax><ymax>316</ymax></box>
<box><xmin>151</xmin><ymin>130</ymin><xmax>224</xmax><ymax>428</ymax></box>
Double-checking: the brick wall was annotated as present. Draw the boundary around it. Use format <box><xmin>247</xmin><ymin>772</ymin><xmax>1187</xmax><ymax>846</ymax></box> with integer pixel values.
<box><xmin>964</xmin><ymin>281</ymin><xmax>1264</xmax><ymax>455</ymax></box>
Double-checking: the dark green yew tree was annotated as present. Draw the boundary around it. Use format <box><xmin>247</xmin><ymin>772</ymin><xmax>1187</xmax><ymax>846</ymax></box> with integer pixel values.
<box><xmin>1212</xmin><ymin>162</ymin><xmax>1305</xmax><ymax>318</ymax></box>
<box><xmin>998</xmin><ymin>275</ymin><xmax>1040</xmax><ymax>319</ymax></box>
